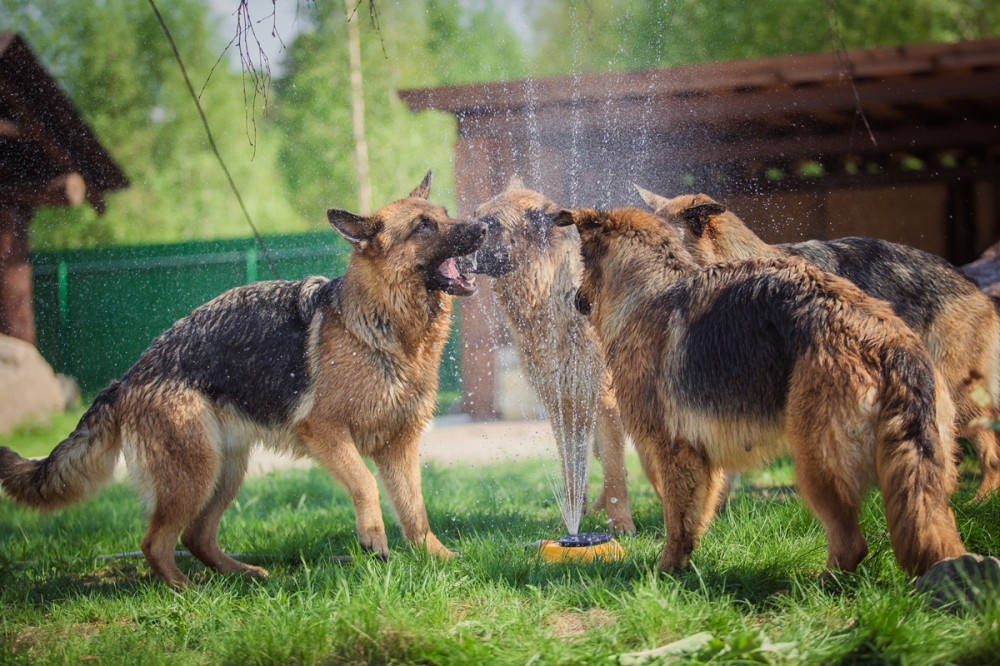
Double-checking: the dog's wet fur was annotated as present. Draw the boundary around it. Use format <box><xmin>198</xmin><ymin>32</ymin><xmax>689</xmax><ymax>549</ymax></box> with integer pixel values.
<box><xmin>557</xmin><ymin>205</ymin><xmax>967</xmax><ymax>576</ymax></box>
<box><xmin>0</xmin><ymin>172</ymin><xmax>486</xmax><ymax>587</ymax></box>
<box><xmin>637</xmin><ymin>187</ymin><xmax>1000</xmax><ymax>500</ymax></box>
<box><xmin>470</xmin><ymin>178</ymin><xmax>640</xmax><ymax>534</ymax></box>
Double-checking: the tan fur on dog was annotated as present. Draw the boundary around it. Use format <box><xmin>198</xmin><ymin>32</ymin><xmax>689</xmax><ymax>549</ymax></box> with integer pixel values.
<box><xmin>556</xmin><ymin>205</ymin><xmax>967</xmax><ymax>576</ymax></box>
<box><xmin>637</xmin><ymin>186</ymin><xmax>1000</xmax><ymax>500</ymax></box>
<box><xmin>0</xmin><ymin>173</ymin><xmax>486</xmax><ymax>587</ymax></box>
<box><xmin>471</xmin><ymin>179</ymin><xmax>646</xmax><ymax>534</ymax></box>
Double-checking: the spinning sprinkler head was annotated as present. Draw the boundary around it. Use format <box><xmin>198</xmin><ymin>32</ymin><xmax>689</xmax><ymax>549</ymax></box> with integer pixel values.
<box><xmin>534</xmin><ymin>531</ymin><xmax>625</xmax><ymax>564</ymax></box>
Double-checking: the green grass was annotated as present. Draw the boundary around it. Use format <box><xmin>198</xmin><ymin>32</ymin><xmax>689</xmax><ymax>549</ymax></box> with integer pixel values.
<box><xmin>3</xmin><ymin>407</ymin><xmax>87</xmax><ymax>459</ymax></box>
<box><xmin>2</xmin><ymin>422</ymin><xmax>999</xmax><ymax>664</ymax></box>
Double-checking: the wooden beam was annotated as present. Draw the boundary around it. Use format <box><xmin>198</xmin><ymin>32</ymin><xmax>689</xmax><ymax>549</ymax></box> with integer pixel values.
<box><xmin>0</xmin><ymin>207</ymin><xmax>36</xmax><ymax>344</ymax></box>
<box><xmin>0</xmin><ymin>172</ymin><xmax>87</xmax><ymax>208</ymax></box>
<box><xmin>453</xmin><ymin>135</ymin><xmax>507</xmax><ymax>420</ymax></box>
<box><xmin>400</xmin><ymin>39</ymin><xmax>1000</xmax><ymax>115</ymax></box>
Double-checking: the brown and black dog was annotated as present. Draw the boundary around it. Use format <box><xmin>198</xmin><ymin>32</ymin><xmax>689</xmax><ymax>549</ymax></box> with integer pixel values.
<box><xmin>470</xmin><ymin>179</ymin><xmax>640</xmax><ymax>535</ymax></box>
<box><xmin>0</xmin><ymin>172</ymin><xmax>486</xmax><ymax>587</ymax></box>
<box><xmin>637</xmin><ymin>187</ymin><xmax>1000</xmax><ymax>500</ymax></box>
<box><xmin>555</xmin><ymin>205</ymin><xmax>967</xmax><ymax>577</ymax></box>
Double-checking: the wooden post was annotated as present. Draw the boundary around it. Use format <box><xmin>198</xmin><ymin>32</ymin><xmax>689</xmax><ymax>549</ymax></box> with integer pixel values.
<box><xmin>453</xmin><ymin>134</ymin><xmax>510</xmax><ymax>420</ymax></box>
<box><xmin>0</xmin><ymin>207</ymin><xmax>36</xmax><ymax>344</ymax></box>
<box><xmin>344</xmin><ymin>0</ymin><xmax>372</xmax><ymax>215</ymax></box>
<box><xmin>946</xmin><ymin>178</ymin><xmax>977</xmax><ymax>265</ymax></box>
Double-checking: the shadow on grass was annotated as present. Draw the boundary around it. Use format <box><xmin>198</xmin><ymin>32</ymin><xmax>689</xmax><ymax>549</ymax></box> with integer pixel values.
<box><xmin>5</xmin><ymin>459</ymin><xmax>996</xmax><ymax>608</ymax></box>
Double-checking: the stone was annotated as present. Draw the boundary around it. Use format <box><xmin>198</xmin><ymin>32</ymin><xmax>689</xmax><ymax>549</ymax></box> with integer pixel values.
<box><xmin>0</xmin><ymin>333</ymin><xmax>68</xmax><ymax>434</ymax></box>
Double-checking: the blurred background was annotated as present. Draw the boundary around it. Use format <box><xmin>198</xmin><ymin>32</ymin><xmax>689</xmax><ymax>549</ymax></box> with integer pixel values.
<box><xmin>1</xmin><ymin>0</ymin><xmax>999</xmax><ymax>425</ymax></box>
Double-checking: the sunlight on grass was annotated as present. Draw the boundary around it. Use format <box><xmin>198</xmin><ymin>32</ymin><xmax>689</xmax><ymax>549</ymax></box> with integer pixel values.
<box><xmin>2</xmin><ymin>407</ymin><xmax>87</xmax><ymax>458</ymax></box>
<box><xmin>1</xmin><ymin>444</ymin><xmax>997</xmax><ymax>664</ymax></box>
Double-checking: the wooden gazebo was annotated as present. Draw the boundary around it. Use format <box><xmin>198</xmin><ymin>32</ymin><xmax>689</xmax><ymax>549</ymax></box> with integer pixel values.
<box><xmin>0</xmin><ymin>33</ymin><xmax>128</xmax><ymax>344</ymax></box>
<box><xmin>400</xmin><ymin>38</ymin><xmax>1000</xmax><ymax>419</ymax></box>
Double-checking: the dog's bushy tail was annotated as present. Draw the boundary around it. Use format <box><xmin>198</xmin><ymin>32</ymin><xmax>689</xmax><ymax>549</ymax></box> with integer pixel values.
<box><xmin>0</xmin><ymin>381</ymin><xmax>123</xmax><ymax>511</ymax></box>
<box><xmin>876</xmin><ymin>348</ymin><xmax>967</xmax><ymax>576</ymax></box>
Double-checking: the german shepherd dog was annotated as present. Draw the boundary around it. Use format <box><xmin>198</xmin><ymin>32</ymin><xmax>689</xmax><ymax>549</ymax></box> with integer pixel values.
<box><xmin>554</xmin><ymin>205</ymin><xmax>967</xmax><ymax>576</ymax></box>
<box><xmin>636</xmin><ymin>187</ymin><xmax>1000</xmax><ymax>500</ymax></box>
<box><xmin>469</xmin><ymin>178</ymin><xmax>639</xmax><ymax>535</ymax></box>
<box><xmin>0</xmin><ymin>172</ymin><xmax>486</xmax><ymax>587</ymax></box>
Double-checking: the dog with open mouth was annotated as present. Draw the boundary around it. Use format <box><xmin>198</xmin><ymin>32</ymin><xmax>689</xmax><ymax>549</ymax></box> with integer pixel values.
<box><xmin>0</xmin><ymin>171</ymin><xmax>485</xmax><ymax>587</ymax></box>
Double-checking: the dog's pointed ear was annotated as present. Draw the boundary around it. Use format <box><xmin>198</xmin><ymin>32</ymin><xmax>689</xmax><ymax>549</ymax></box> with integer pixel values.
<box><xmin>506</xmin><ymin>175</ymin><xmax>526</xmax><ymax>192</ymax></box>
<box><xmin>679</xmin><ymin>202</ymin><xmax>727</xmax><ymax>237</ymax></box>
<box><xmin>409</xmin><ymin>170</ymin><xmax>433</xmax><ymax>199</ymax></box>
<box><xmin>634</xmin><ymin>184</ymin><xmax>669</xmax><ymax>212</ymax></box>
<box><xmin>554</xmin><ymin>208</ymin><xmax>600</xmax><ymax>229</ymax></box>
<box><xmin>328</xmin><ymin>209</ymin><xmax>380</xmax><ymax>250</ymax></box>
<box><xmin>553</xmin><ymin>209</ymin><xmax>577</xmax><ymax>227</ymax></box>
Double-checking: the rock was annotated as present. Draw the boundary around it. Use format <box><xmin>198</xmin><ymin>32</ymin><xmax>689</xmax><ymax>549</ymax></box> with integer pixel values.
<box><xmin>0</xmin><ymin>334</ymin><xmax>68</xmax><ymax>434</ymax></box>
<box><xmin>914</xmin><ymin>553</ymin><xmax>1000</xmax><ymax>611</ymax></box>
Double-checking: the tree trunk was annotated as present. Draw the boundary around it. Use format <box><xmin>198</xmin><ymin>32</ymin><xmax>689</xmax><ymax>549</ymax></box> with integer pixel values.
<box><xmin>345</xmin><ymin>0</ymin><xmax>372</xmax><ymax>215</ymax></box>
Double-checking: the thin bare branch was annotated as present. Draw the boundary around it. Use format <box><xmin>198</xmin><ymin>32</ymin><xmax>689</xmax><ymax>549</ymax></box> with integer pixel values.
<box><xmin>824</xmin><ymin>0</ymin><xmax>877</xmax><ymax>149</ymax></box>
<box><xmin>148</xmin><ymin>0</ymin><xmax>281</xmax><ymax>279</ymax></box>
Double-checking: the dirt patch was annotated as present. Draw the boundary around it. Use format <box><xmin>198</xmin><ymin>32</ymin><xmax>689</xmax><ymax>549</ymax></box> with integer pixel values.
<box><xmin>547</xmin><ymin>608</ymin><xmax>616</xmax><ymax>638</ymax></box>
<box><xmin>245</xmin><ymin>418</ymin><xmax>558</xmax><ymax>477</ymax></box>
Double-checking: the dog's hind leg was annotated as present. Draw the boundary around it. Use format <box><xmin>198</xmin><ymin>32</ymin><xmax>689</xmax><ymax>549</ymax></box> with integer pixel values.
<box><xmin>590</xmin><ymin>386</ymin><xmax>637</xmax><ymax>535</ymax></box>
<box><xmin>947</xmin><ymin>373</ymin><xmax>1000</xmax><ymax>499</ymax></box>
<box><xmin>130</xmin><ymin>394</ymin><xmax>220</xmax><ymax>587</ymax></box>
<box><xmin>787</xmin><ymin>418</ymin><xmax>869</xmax><ymax>572</ymax></box>
<box><xmin>372</xmin><ymin>428</ymin><xmax>454</xmax><ymax>559</ymax></box>
<box><xmin>967</xmin><ymin>429</ymin><xmax>1000</xmax><ymax>500</ymax></box>
<box><xmin>181</xmin><ymin>444</ymin><xmax>268</xmax><ymax>578</ymax></box>
<box><xmin>792</xmin><ymin>451</ymin><xmax>869</xmax><ymax>573</ymax></box>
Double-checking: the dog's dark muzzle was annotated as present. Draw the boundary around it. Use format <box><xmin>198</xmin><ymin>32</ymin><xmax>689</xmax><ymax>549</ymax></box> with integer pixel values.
<box><xmin>428</xmin><ymin>221</ymin><xmax>487</xmax><ymax>296</ymax></box>
<box><xmin>470</xmin><ymin>244</ymin><xmax>513</xmax><ymax>278</ymax></box>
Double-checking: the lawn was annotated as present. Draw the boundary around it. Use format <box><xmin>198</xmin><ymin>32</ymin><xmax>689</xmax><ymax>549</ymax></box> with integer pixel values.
<box><xmin>1</xmin><ymin>414</ymin><xmax>999</xmax><ymax>665</ymax></box>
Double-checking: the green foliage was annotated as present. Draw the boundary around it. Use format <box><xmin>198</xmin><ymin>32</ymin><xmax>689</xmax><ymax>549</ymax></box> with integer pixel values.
<box><xmin>5</xmin><ymin>0</ymin><xmax>999</xmax><ymax>251</ymax></box>
<box><xmin>526</xmin><ymin>0</ymin><xmax>1000</xmax><ymax>75</ymax></box>
<box><xmin>270</xmin><ymin>0</ymin><xmax>528</xmax><ymax>221</ymax></box>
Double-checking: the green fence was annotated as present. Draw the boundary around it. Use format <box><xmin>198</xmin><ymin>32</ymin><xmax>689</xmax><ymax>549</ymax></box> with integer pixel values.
<box><xmin>32</xmin><ymin>232</ymin><xmax>463</xmax><ymax>404</ymax></box>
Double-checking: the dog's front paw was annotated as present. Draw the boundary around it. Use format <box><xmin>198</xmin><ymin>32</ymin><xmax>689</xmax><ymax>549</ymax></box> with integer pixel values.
<box><xmin>360</xmin><ymin>544</ymin><xmax>390</xmax><ymax>562</ymax></box>
<box><xmin>422</xmin><ymin>533</ymin><xmax>455</xmax><ymax>559</ymax></box>
<box><xmin>359</xmin><ymin>532</ymin><xmax>390</xmax><ymax>560</ymax></box>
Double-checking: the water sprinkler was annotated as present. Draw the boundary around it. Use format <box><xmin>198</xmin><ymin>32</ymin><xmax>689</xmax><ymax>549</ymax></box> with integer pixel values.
<box><xmin>534</xmin><ymin>531</ymin><xmax>625</xmax><ymax>564</ymax></box>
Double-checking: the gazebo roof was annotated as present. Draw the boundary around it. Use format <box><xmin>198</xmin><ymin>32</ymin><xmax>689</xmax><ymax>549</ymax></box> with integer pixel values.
<box><xmin>400</xmin><ymin>38</ymin><xmax>1000</xmax><ymax>198</ymax></box>
<box><xmin>0</xmin><ymin>33</ymin><xmax>128</xmax><ymax>213</ymax></box>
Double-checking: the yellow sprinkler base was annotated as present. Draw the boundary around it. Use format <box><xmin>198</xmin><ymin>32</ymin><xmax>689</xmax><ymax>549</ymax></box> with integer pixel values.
<box><xmin>535</xmin><ymin>532</ymin><xmax>625</xmax><ymax>564</ymax></box>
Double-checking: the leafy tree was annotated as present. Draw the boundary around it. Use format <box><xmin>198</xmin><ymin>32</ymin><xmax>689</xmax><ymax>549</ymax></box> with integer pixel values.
<box><xmin>1</xmin><ymin>0</ymin><xmax>310</xmax><ymax>250</ymax></box>
<box><xmin>271</xmin><ymin>0</ymin><xmax>529</xmax><ymax>219</ymax></box>
<box><xmin>5</xmin><ymin>0</ymin><xmax>998</xmax><ymax>251</ymax></box>
<box><xmin>525</xmin><ymin>0</ymin><xmax>1000</xmax><ymax>75</ymax></box>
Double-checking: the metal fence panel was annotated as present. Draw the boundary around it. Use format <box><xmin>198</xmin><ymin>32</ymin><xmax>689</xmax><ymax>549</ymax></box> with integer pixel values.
<box><xmin>32</xmin><ymin>232</ymin><xmax>463</xmax><ymax>405</ymax></box>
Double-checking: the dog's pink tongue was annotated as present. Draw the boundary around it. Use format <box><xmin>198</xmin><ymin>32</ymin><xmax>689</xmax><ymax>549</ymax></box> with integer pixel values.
<box><xmin>438</xmin><ymin>258</ymin><xmax>460</xmax><ymax>279</ymax></box>
<box><xmin>437</xmin><ymin>257</ymin><xmax>476</xmax><ymax>295</ymax></box>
